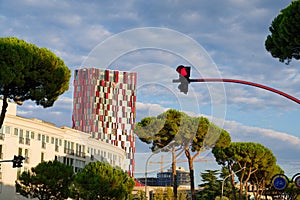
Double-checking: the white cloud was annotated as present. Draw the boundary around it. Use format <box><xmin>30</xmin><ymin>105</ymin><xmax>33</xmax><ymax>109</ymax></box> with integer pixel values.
<box><xmin>223</xmin><ymin>119</ymin><xmax>300</xmax><ymax>163</ymax></box>
<box><xmin>136</xmin><ymin>102</ymin><xmax>168</xmax><ymax>121</ymax></box>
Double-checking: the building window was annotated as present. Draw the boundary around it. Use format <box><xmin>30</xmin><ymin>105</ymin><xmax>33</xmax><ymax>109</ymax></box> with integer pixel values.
<box><xmin>5</xmin><ymin>126</ymin><xmax>10</xmax><ymax>134</ymax></box>
<box><xmin>0</xmin><ymin>145</ymin><xmax>2</xmax><ymax>159</ymax></box>
<box><xmin>38</xmin><ymin>134</ymin><xmax>41</xmax><ymax>141</ymax></box>
<box><xmin>42</xmin><ymin>142</ymin><xmax>46</xmax><ymax>149</ymax></box>
<box><xmin>31</xmin><ymin>132</ymin><xmax>35</xmax><ymax>139</ymax></box>
<box><xmin>25</xmin><ymin>131</ymin><xmax>30</xmax><ymax>145</ymax></box>
<box><xmin>17</xmin><ymin>169</ymin><xmax>21</xmax><ymax>180</ymax></box>
<box><xmin>19</xmin><ymin>129</ymin><xmax>23</xmax><ymax>137</ymax></box>
<box><xmin>0</xmin><ymin>164</ymin><xmax>2</xmax><ymax>180</ymax></box>
<box><xmin>26</xmin><ymin>131</ymin><xmax>30</xmax><ymax>138</ymax></box>
<box><xmin>14</xmin><ymin>128</ymin><xmax>18</xmax><ymax>136</ymax></box>
<box><xmin>19</xmin><ymin>136</ymin><xmax>24</xmax><ymax>144</ymax></box>
<box><xmin>24</xmin><ymin>149</ymin><xmax>29</xmax><ymax>163</ymax></box>
<box><xmin>41</xmin><ymin>152</ymin><xmax>44</xmax><ymax>162</ymax></box>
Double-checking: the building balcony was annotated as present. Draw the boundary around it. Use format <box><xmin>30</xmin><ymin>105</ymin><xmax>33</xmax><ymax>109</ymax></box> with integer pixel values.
<box><xmin>0</xmin><ymin>134</ymin><xmax>4</xmax><ymax>140</ymax></box>
<box><xmin>76</xmin><ymin>151</ymin><xmax>86</xmax><ymax>158</ymax></box>
<box><xmin>19</xmin><ymin>137</ymin><xmax>24</xmax><ymax>144</ymax></box>
<box><xmin>64</xmin><ymin>148</ymin><xmax>74</xmax><ymax>156</ymax></box>
<box><xmin>25</xmin><ymin>138</ymin><xmax>30</xmax><ymax>145</ymax></box>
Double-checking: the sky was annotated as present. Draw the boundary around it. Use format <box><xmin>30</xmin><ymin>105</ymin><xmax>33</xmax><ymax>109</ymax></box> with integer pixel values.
<box><xmin>1</xmin><ymin>0</ymin><xmax>300</xmax><ymax>183</ymax></box>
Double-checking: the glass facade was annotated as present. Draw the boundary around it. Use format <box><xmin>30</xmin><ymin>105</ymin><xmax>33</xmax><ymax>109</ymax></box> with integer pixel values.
<box><xmin>73</xmin><ymin>68</ymin><xmax>136</xmax><ymax>176</ymax></box>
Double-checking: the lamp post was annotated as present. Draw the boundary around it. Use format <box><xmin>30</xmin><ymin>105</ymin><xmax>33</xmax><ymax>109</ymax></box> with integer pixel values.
<box><xmin>145</xmin><ymin>153</ymin><xmax>156</xmax><ymax>200</ymax></box>
<box><xmin>221</xmin><ymin>167</ymin><xmax>245</xmax><ymax>200</ymax></box>
<box><xmin>144</xmin><ymin>141</ymin><xmax>175</xmax><ymax>200</ymax></box>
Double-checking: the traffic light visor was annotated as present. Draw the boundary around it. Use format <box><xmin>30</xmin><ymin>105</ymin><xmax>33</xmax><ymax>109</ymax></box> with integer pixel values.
<box><xmin>176</xmin><ymin>65</ymin><xmax>190</xmax><ymax>78</ymax></box>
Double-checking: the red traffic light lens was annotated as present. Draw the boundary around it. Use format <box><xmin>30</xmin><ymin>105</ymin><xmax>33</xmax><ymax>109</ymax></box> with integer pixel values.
<box><xmin>176</xmin><ymin>65</ymin><xmax>190</xmax><ymax>78</ymax></box>
<box><xmin>176</xmin><ymin>66</ymin><xmax>187</xmax><ymax>76</ymax></box>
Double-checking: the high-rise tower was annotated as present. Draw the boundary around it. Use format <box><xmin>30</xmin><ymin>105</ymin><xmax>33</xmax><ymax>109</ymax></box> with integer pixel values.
<box><xmin>72</xmin><ymin>68</ymin><xmax>136</xmax><ymax>176</ymax></box>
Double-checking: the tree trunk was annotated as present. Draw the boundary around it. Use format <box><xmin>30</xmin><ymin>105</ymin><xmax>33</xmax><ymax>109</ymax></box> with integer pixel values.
<box><xmin>0</xmin><ymin>94</ymin><xmax>8</xmax><ymax>130</ymax></box>
<box><xmin>172</xmin><ymin>147</ymin><xmax>177</xmax><ymax>200</ymax></box>
<box><xmin>228</xmin><ymin>166</ymin><xmax>237</xmax><ymax>200</ymax></box>
<box><xmin>185</xmin><ymin>149</ymin><xmax>196</xmax><ymax>200</ymax></box>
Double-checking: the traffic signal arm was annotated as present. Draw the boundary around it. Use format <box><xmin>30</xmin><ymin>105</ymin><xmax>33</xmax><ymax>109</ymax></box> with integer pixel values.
<box><xmin>173</xmin><ymin>66</ymin><xmax>300</xmax><ymax>104</ymax></box>
<box><xmin>189</xmin><ymin>78</ymin><xmax>300</xmax><ymax>104</ymax></box>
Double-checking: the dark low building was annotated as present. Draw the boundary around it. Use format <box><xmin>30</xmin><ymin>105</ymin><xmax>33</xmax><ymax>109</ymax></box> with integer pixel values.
<box><xmin>157</xmin><ymin>167</ymin><xmax>190</xmax><ymax>186</ymax></box>
<box><xmin>136</xmin><ymin>177</ymin><xmax>157</xmax><ymax>186</ymax></box>
<box><xmin>137</xmin><ymin>167</ymin><xmax>190</xmax><ymax>187</ymax></box>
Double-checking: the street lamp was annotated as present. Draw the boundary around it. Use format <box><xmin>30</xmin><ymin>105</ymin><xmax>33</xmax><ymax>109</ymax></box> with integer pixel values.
<box><xmin>221</xmin><ymin>167</ymin><xmax>245</xmax><ymax>200</ymax></box>
<box><xmin>144</xmin><ymin>141</ymin><xmax>176</xmax><ymax>200</ymax></box>
<box><xmin>144</xmin><ymin>153</ymin><xmax>156</xmax><ymax>200</ymax></box>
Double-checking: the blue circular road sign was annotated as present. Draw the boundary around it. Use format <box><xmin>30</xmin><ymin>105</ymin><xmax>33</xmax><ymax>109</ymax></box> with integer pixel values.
<box><xmin>294</xmin><ymin>176</ymin><xmax>300</xmax><ymax>188</ymax></box>
<box><xmin>272</xmin><ymin>174</ymin><xmax>289</xmax><ymax>190</ymax></box>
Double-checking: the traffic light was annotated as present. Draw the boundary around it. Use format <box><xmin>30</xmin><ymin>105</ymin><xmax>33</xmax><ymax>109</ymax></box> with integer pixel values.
<box><xmin>176</xmin><ymin>65</ymin><xmax>190</xmax><ymax>94</ymax></box>
<box><xmin>12</xmin><ymin>155</ymin><xmax>25</xmax><ymax>168</ymax></box>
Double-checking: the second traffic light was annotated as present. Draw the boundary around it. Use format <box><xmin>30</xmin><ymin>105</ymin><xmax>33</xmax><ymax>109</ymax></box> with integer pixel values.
<box><xmin>12</xmin><ymin>155</ymin><xmax>25</xmax><ymax>168</ymax></box>
<box><xmin>176</xmin><ymin>65</ymin><xmax>191</xmax><ymax>94</ymax></box>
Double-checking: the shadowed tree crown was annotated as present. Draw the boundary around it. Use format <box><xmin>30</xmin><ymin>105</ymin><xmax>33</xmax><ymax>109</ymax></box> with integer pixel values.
<box><xmin>265</xmin><ymin>0</ymin><xmax>300</xmax><ymax>64</ymax></box>
<box><xmin>0</xmin><ymin>37</ymin><xmax>71</xmax><ymax>128</ymax></box>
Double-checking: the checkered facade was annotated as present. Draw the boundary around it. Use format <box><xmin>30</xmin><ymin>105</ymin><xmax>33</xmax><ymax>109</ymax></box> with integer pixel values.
<box><xmin>73</xmin><ymin>68</ymin><xmax>136</xmax><ymax>176</ymax></box>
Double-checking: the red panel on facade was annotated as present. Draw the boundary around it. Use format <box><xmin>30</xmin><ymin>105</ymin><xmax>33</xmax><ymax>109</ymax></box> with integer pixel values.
<box><xmin>124</xmin><ymin>72</ymin><xmax>127</xmax><ymax>84</ymax></box>
<box><xmin>115</xmin><ymin>71</ymin><xmax>119</xmax><ymax>83</ymax></box>
<box><xmin>105</xmin><ymin>70</ymin><xmax>110</xmax><ymax>81</ymax></box>
<box><xmin>100</xmin><ymin>80</ymin><xmax>104</xmax><ymax>86</ymax></box>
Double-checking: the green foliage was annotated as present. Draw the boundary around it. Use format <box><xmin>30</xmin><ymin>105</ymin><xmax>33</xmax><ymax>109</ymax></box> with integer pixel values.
<box><xmin>212</xmin><ymin>142</ymin><xmax>280</xmax><ymax>199</ymax></box>
<box><xmin>73</xmin><ymin>161</ymin><xmax>135</xmax><ymax>200</ymax></box>
<box><xmin>279</xmin><ymin>180</ymin><xmax>300</xmax><ymax>200</ymax></box>
<box><xmin>215</xmin><ymin>196</ymin><xmax>229</xmax><ymax>200</ymax></box>
<box><xmin>15</xmin><ymin>160</ymin><xmax>74</xmax><ymax>200</ymax></box>
<box><xmin>0</xmin><ymin>37</ymin><xmax>71</xmax><ymax>128</ymax></box>
<box><xmin>265</xmin><ymin>0</ymin><xmax>300</xmax><ymax>64</ymax></box>
<box><xmin>197</xmin><ymin>170</ymin><xmax>222</xmax><ymax>200</ymax></box>
<box><xmin>132</xmin><ymin>190</ymin><xmax>146</xmax><ymax>200</ymax></box>
<box><xmin>152</xmin><ymin>187</ymin><xmax>173</xmax><ymax>200</ymax></box>
<box><xmin>153</xmin><ymin>188</ymin><xmax>165</xmax><ymax>200</ymax></box>
<box><xmin>135</xmin><ymin>109</ymin><xmax>181</xmax><ymax>151</ymax></box>
<box><xmin>178</xmin><ymin>190</ymin><xmax>190</xmax><ymax>200</ymax></box>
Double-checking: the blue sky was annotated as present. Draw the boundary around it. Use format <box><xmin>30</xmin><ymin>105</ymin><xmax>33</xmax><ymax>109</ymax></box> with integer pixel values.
<box><xmin>1</xmin><ymin>0</ymin><xmax>300</xmax><ymax>182</ymax></box>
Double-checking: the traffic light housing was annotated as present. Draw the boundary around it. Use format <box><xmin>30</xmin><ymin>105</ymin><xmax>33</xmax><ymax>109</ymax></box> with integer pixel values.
<box><xmin>176</xmin><ymin>65</ymin><xmax>190</xmax><ymax>94</ymax></box>
<box><xmin>12</xmin><ymin>155</ymin><xmax>25</xmax><ymax>168</ymax></box>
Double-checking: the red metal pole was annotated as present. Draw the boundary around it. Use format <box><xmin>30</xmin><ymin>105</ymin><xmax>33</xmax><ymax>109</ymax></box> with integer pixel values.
<box><xmin>189</xmin><ymin>78</ymin><xmax>300</xmax><ymax>104</ymax></box>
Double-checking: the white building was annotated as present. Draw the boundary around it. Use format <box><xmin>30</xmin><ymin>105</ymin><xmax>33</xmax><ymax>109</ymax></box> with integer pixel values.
<box><xmin>0</xmin><ymin>100</ymin><xmax>127</xmax><ymax>199</ymax></box>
